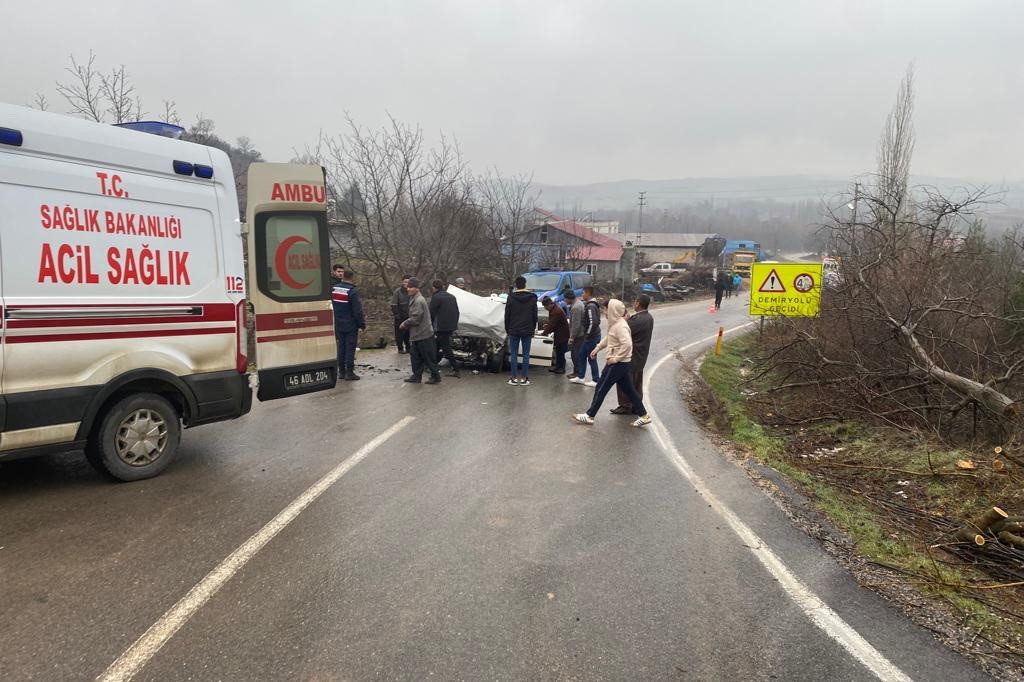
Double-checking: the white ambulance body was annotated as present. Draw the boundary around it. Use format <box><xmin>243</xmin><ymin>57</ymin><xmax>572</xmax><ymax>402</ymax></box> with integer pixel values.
<box><xmin>0</xmin><ymin>103</ymin><xmax>337</xmax><ymax>480</ymax></box>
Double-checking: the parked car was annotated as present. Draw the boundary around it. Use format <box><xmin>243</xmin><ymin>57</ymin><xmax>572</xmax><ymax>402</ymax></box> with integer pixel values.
<box><xmin>640</xmin><ymin>262</ymin><xmax>684</xmax><ymax>275</ymax></box>
<box><xmin>520</xmin><ymin>270</ymin><xmax>594</xmax><ymax>303</ymax></box>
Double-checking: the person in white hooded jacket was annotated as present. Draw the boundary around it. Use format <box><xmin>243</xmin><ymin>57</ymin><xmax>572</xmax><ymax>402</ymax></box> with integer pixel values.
<box><xmin>572</xmin><ymin>299</ymin><xmax>652</xmax><ymax>427</ymax></box>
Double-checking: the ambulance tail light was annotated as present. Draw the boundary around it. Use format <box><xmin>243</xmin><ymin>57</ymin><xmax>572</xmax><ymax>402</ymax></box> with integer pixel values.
<box><xmin>236</xmin><ymin>300</ymin><xmax>249</xmax><ymax>374</ymax></box>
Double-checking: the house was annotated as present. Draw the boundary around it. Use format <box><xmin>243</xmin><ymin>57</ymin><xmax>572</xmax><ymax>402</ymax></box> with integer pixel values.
<box><xmin>518</xmin><ymin>208</ymin><xmax>625</xmax><ymax>282</ymax></box>
<box><xmin>612</xmin><ymin>232</ymin><xmax>718</xmax><ymax>266</ymax></box>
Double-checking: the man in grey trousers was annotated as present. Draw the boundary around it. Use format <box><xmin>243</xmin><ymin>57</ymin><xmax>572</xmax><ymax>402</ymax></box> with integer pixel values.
<box><xmin>400</xmin><ymin>278</ymin><xmax>442</xmax><ymax>384</ymax></box>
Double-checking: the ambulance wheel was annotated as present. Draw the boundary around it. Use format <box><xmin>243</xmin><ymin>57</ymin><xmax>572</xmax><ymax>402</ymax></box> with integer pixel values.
<box><xmin>86</xmin><ymin>393</ymin><xmax>182</xmax><ymax>481</ymax></box>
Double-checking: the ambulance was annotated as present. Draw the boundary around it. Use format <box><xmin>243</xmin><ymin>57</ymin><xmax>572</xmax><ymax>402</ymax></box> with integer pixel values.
<box><xmin>0</xmin><ymin>103</ymin><xmax>337</xmax><ymax>481</ymax></box>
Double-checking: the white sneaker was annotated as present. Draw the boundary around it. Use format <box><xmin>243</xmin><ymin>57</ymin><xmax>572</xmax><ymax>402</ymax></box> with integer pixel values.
<box><xmin>569</xmin><ymin>377</ymin><xmax>585</xmax><ymax>384</ymax></box>
<box><xmin>583</xmin><ymin>380</ymin><xmax>598</xmax><ymax>387</ymax></box>
<box><xmin>572</xmin><ymin>413</ymin><xmax>594</xmax><ymax>425</ymax></box>
<box><xmin>508</xmin><ymin>378</ymin><xmax>519</xmax><ymax>385</ymax></box>
<box><xmin>631</xmin><ymin>415</ymin><xmax>652</xmax><ymax>427</ymax></box>
<box><xmin>519</xmin><ymin>378</ymin><xmax>531</xmax><ymax>386</ymax></box>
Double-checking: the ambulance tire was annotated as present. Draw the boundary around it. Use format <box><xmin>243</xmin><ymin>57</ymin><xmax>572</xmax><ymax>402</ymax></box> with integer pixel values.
<box><xmin>86</xmin><ymin>393</ymin><xmax>182</xmax><ymax>482</ymax></box>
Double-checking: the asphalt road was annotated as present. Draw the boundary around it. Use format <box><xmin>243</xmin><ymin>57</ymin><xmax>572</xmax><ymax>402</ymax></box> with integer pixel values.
<box><xmin>0</xmin><ymin>294</ymin><xmax>993</xmax><ymax>681</ymax></box>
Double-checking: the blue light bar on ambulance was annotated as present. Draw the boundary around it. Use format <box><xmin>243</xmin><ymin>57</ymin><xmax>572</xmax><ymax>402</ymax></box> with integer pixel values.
<box><xmin>173</xmin><ymin>160</ymin><xmax>194</xmax><ymax>176</ymax></box>
<box><xmin>0</xmin><ymin>127</ymin><xmax>23</xmax><ymax>147</ymax></box>
<box><xmin>194</xmin><ymin>164</ymin><xmax>214</xmax><ymax>179</ymax></box>
<box><xmin>113</xmin><ymin>121</ymin><xmax>186</xmax><ymax>139</ymax></box>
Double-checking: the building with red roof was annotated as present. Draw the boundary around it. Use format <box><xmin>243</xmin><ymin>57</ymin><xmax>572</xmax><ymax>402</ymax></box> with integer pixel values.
<box><xmin>521</xmin><ymin>208</ymin><xmax>625</xmax><ymax>282</ymax></box>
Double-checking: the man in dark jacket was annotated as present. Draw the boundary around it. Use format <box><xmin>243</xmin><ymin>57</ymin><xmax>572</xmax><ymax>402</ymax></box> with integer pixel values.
<box><xmin>391</xmin><ymin>275</ymin><xmax>412</xmax><ymax>353</ymax></box>
<box><xmin>714</xmin><ymin>271</ymin><xmax>727</xmax><ymax>310</ymax></box>
<box><xmin>430</xmin><ymin>279</ymin><xmax>461</xmax><ymax>378</ymax></box>
<box><xmin>400</xmin><ymin>278</ymin><xmax>441</xmax><ymax>384</ymax></box>
<box><xmin>504</xmin><ymin>275</ymin><xmax>538</xmax><ymax>385</ymax></box>
<box><xmin>332</xmin><ymin>268</ymin><xmax>366</xmax><ymax>381</ymax></box>
<box><xmin>541</xmin><ymin>296</ymin><xmax>570</xmax><ymax>374</ymax></box>
<box><xmin>570</xmin><ymin>286</ymin><xmax>602</xmax><ymax>386</ymax></box>
<box><xmin>612</xmin><ymin>294</ymin><xmax>655</xmax><ymax>413</ymax></box>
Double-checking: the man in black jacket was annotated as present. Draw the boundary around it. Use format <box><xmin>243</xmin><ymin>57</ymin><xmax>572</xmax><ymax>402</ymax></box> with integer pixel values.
<box><xmin>430</xmin><ymin>279</ymin><xmax>461</xmax><ymax>378</ymax></box>
<box><xmin>612</xmin><ymin>294</ymin><xmax>655</xmax><ymax>414</ymax></box>
<box><xmin>391</xmin><ymin>275</ymin><xmax>412</xmax><ymax>353</ymax></box>
<box><xmin>504</xmin><ymin>275</ymin><xmax>538</xmax><ymax>386</ymax></box>
<box><xmin>570</xmin><ymin>286</ymin><xmax>602</xmax><ymax>386</ymax></box>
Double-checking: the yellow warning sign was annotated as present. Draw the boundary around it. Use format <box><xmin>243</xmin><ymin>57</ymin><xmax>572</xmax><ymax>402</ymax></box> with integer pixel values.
<box><xmin>749</xmin><ymin>262</ymin><xmax>822</xmax><ymax>317</ymax></box>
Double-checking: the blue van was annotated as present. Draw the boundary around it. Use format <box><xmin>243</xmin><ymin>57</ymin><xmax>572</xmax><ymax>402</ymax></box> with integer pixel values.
<box><xmin>520</xmin><ymin>270</ymin><xmax>593</xmax><ymax>303</ymax></box>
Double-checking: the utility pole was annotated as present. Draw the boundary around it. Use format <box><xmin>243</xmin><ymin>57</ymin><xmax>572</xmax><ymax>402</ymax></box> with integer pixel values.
<box><xmin>636</xmin><ymin>191</ymin><xmax>647</xmax><ymax>279</ymax></box>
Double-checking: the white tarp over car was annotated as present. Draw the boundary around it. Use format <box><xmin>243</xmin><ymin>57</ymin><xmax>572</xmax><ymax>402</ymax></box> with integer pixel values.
<box><xmin>448</xmin><ymin>285</ymin><xmax>506</xmax><ymax>343</ymax></box>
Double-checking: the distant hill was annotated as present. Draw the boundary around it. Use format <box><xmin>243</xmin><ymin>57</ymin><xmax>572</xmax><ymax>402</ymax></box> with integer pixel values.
<box><xmin>534</xmin><ymin>175</ymin><xmax>1024</xmax><ymax>216</ymax></box>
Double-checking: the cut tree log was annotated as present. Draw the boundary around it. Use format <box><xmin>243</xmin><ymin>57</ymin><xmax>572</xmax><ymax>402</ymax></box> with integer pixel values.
<box><xmin>997</xmin><ymin>531</ymin><xmax>1024</xmax><ymax>550</ymax></box>
<box><xmin>991</xmin><ymin>517</ymin><xmax>1024</xmax><ymax>535</ymax></box>
<box><xmin>969</xmin><ymin>507</ymin><xmax>1008</xmax><ymax>532</ymax></box>
<box><xmin>954</xmin><ymin>529</ymin><xmax>987</xmax><ymax>546</ymax></box>
<box><xmin>952</xmin><ymin>507</ymin><xmax>1008</xmax><ymax>546</ymax></box>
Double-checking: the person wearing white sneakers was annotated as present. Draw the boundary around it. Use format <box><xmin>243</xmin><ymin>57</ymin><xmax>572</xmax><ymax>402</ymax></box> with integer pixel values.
<box><xmin>570</xmin><ymin>286</ymin><xmax>602</xmax><ymax>387</ymax></box>
<box><xmin>504</xmin><ymin>275</ymin><xmax>538</xmax><ymax>386</ymax></box>
<box><xmin>572</xmin><ymin>299</ymin><xmax>651</xmax><ymax>427</ymax></box>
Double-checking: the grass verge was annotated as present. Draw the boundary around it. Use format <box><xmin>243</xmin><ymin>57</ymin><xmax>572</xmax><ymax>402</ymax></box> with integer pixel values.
<box><xmin>698</xmin><ymin>333</ymin><xmax>1024</xmax><ymax>672</ymax></box>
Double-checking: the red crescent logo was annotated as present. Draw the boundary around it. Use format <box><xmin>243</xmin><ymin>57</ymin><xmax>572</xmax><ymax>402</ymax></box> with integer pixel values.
<box><xmin>274</xmin><ymin>235</ymin><xmax>315</xmax><ymax>289</ymax></box>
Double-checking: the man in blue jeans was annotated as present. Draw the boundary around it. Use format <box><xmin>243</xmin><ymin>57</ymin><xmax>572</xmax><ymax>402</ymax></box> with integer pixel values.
<box><xmin>504</xmin><ymin>275</ymin><xmax>538</xmax><ymax>386</ymax></box>
<box><xmin>570</xmin><ymin>286</ymin><xmax>602</xmax><ymax>387</ymax></box>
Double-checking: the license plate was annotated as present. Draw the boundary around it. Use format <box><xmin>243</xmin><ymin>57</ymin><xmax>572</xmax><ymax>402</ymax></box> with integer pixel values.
<box><xmin>283</xmin><ymin>368</ymin><xmax>333</xmax><ymax>392</ymax></box>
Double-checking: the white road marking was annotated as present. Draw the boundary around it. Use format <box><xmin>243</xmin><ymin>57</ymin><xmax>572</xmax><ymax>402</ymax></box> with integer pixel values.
<box><xmin>646</xmin><ymin>323</ymin><xmax>915</xmax><ymax>682</ymax></box>
<box><xmin>96</xmin><ymin>416</ymin><xmax>416</xmax><ymax>682</ymax></box>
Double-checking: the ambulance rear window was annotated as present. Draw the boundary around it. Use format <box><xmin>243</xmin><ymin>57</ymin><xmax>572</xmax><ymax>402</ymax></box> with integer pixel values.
<box><xmin>254</xmin><ymin>212</ymin><xmax>329</xmax><ymax>302</ymax></box>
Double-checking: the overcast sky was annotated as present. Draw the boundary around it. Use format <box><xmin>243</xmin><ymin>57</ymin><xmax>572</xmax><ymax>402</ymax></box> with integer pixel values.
<box><xmin>3</xmin><ymin>0</ymin><xmax>1021</xmax><ymax>185</ymax></box>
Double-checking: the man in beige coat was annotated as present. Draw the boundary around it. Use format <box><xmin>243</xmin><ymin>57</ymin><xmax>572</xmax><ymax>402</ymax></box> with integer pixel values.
<box><xmin>572</xmin><ymin>299</ymin><xmax>651</xmax><ymax>427</ymax></box>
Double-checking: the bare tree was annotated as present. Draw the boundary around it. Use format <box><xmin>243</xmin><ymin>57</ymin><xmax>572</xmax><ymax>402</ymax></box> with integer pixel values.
<box><xmin>320</xmin><ymin>115</ymin><xmax>481</xmax><ymax>289</ymax></box>
<box><xmin>161</xmin><ymin>100</ymin><xmax>182</xmax><ymax>126</ymax></box>
<box><xmin>477</xmin><ymin>170</ymin><xmax>540</xmax><ymax>284</ymax></box>
<box><xmin>756</xmin><ymin>67</ymin><xmax>1024</xmax><ymax>442</ymax></box>
<box><xmin>30</xmin><ymin>93</ymin><xmax>49</xmax><ymax>111</ymax></box>
<box><xmin>100</xmin><ymin>64</ymin><xmax>142</xmax><ymax>123</ymax></box>
<box><xmin>55</xmin><ymin>51</ymin><xmax>105</xmax><ymax>122</ymax></box>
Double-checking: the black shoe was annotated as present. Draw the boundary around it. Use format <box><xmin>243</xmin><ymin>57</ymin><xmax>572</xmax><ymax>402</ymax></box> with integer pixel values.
<box><xmin>398</xmin><ymin>349</ymin><xmax>408</xmax><ymax>354</ymax></box>
<box><xmin>344</xmin><ymin>370</ymin><xmax>361</xmax><ymax>381</ymax></box>
<box><xmin>403</xmin><ymin>376</ymin><xmax>421</xmax><ymax>383</ymax></box>
<box><xmin>425</xmin><ymin>375</ymin><xmax>442</xmax><ymax>385</ymax></box>
<box><xmin>609</xmin><ymin>406</ymin><xmax>632</xmax><ymax>415</ymax></box>
<box><xmin>549</xmin><ymin>368</ymin><xmax>565</xmax><ymax>374</ymax></box>
<box><xmin>448</xmin><ymin>370</ymin><xmax>461</xmax><ymax>378</ymax></box>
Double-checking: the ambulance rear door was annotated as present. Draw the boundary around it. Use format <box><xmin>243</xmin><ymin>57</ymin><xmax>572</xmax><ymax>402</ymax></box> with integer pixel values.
<box><xmin>245</xmin><ymin>163</ymin><xmax>337</xmax><ymax>401</ymax></box>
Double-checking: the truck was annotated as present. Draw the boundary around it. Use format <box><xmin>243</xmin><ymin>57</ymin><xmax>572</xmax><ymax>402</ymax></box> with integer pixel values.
<box><xmin>640</xmin><ymin>262</ymin><xmax>685</xmax><ymax>275</ymax></box>
<box><xmin>0</xmin><ymin>103</ymin><xmax>339</xmax><ymax>480</ymax></box>
<box><xmin>728</xmin><ymin>250</ymin><xmax>758</xmax><ymax>278</ymax></box>
<box><xmin>698</xmin><ymin>237</ymin><xmax>762</xmax><ymax>278</ymax></box>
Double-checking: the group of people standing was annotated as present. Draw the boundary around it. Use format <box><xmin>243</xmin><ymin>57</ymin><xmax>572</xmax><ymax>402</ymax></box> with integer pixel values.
<box><xmin>333</xmin><ymin>268</ymin><xmax>654</xmax><ymax>428</ymax></box>
<box><xmin>714</xmin><ymin>271</ymin><xmax>743</xmax><ymax>310</ymax></box>
<box><xmin>502</xmin><ymin>276</ymin><xmax>654</xmax><ymax>427</ymax></box>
